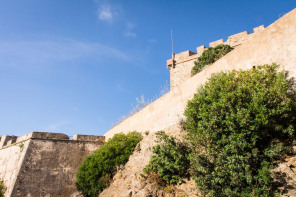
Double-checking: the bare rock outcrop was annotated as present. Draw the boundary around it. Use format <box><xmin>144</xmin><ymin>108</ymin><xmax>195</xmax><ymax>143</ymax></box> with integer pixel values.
<box><xmin>273</xmin><ymin>148</ymin><xmax>296</xmax><ymax>197</ymax></box>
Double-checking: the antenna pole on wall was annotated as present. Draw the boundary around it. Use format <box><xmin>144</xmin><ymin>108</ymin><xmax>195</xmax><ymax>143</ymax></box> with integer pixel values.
<box><xmin>171</xmin><ymin>29</ymin><xmax>174</xmax><ymax>59</ymax></box>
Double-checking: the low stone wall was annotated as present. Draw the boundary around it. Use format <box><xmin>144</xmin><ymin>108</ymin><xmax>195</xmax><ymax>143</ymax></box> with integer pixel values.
<box><xmin>0</xmin><ymin>132</ymin><xmax>105</xmax><ymax>196</ymax></box>
<box><xmin>105</xmin><ymin>8</ymin><xmax>296</xmax><ymax>140</ymax></box>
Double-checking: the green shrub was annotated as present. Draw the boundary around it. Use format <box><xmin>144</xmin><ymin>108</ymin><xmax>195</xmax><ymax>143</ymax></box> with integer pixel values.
<box><xmin>191</xmin><ymin>44</ymin><xmax>233</xmax><ymax>76</ymax></box>
<box><xmin>184</xmin><ymin>64</ymin><xmax>296</xmax><ymax>196</ymax></box>
<box><xmin>143</xmin><ymin>131</ymin><xmax>191</xmax><ymax>185</ymax></box>
<box><xmin>76</xmin><ymin>131</ymin><xmax>143</xmax><ymax>197</ymax></box>
<box><xmin>0</xmin><ymin>179</ymin><xmax>5</xmax><ymax>197</ymax></box>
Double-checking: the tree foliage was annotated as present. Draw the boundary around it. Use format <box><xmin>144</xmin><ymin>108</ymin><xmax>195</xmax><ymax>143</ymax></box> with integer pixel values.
<box><xmin>143</xmin><ymin>131</ymin><xmax>191</xmax><ymax>185</ymax></box>
<box><xmin>191</xmin><ymin>44</ymin><xmax>233</xmax><ymax>76</ymax></box>
<box><xmin>76</xmin><ymin>131</ymin><xmax>143</xmax><ymax>197</ymax></box>
<box><xmin>185</xmin><ymin>64</ymin><xmax>296</xmax><ymax>196</ymax></box>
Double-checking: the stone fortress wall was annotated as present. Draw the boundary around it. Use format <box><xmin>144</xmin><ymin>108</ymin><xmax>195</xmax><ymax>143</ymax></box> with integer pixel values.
<box><xmin>105</xmin><ymin>8</ymin><xmax>296</xmax><ymax>140</ymax></box>
<box><xmin>1</xmin><ymin>8</ymin><xmax>296</xmax><ymax>197</ymax></box>
<box><xmin>0</xmin><ymin>132</ymin><xmax>105</xmax><ymax>196</ymax></box>
<box><xmin>167</xmin><ymin>25</ymin><xmax>265</xmax><ymax>89</ymax></box>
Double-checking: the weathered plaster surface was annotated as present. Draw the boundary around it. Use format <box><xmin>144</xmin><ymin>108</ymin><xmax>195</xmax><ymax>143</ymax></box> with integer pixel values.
<box><xmin>105</xmin><ymin>9</ymin><xmax>296</xmax><ymax>140</ymax></box>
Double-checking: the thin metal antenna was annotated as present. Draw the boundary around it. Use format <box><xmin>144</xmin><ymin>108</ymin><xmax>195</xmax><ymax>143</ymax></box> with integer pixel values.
<box><xmin>171</xmin><ymin>29</ymin><xmax>174</xmax><ymax>59</ymax></box>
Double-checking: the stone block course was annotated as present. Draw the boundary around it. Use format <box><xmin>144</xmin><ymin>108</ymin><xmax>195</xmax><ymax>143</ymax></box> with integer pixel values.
<box><xmin>73</xmin><ymin>134</ymin><xmax>105</xmax><ymax>142</ymax></box>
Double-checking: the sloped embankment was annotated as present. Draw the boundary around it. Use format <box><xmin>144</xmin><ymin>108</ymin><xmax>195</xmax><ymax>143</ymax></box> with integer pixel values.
<box><xmin>100</xmin><ymin>123</ymin><xmax>296</xmax><ymax>197</ymax></box>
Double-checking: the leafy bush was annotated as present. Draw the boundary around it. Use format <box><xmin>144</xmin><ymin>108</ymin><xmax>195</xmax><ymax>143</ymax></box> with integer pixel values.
<box><xmin>191</xmin><ymin>44</ymin><xmax>233</xmax><ymax>76</ymax></box>
<box><xmin>143</xmin><ymin>131</ymin><xmax>191</xmax><ymax>185</ymax></box>
<box><xmin>184</xmin><ymin>64</ymin><xmax>296</xmax><ymax>196</ymax></box>
<box><xmin>76</xmin><ymin>131</ymin><xmax>143</xmax><ymax>197</ymax></box>
<box><xmin>0</xmin><ymin>179</ymin><xmax>5</xmax><ymax>197</ymax></box>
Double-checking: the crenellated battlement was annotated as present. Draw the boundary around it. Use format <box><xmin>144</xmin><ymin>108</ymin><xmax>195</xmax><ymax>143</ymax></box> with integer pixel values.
<box><xmin>0</xmin><ymin>132</ymin><xmax>105</xmax><ymax>149</ymax></box>
<box><xmin>167</xmin><ymin>25</ymin><xmax>265</xmax><ymax>89</ymax></box>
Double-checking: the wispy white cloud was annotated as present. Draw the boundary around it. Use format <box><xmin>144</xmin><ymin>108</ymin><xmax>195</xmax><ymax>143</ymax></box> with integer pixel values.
<box><xmin>97</xmin><ymin>4</ymin><xmax>116</xmax><ymax>23</ymax></box>
<box><xmin>0</xmin><ymin>38</ymin><xmax>129</xmax><ymax>68</ymax></box>
<box><xmin>95</xmin><ymin>1</ymin><xmax>137</xmax><ymax>38</ymax></box>
<box><xmin>147</xmin><ymin>39</ymin><xmax>157</xmax><ymax>44</ymax></box>
<box><xmin>124</xmin><ymin>22</ymin><xmax>136</xmax><ymax>37</ymax></box>
<box><xmin>126</xmin><ymin>22</ymin><xmax>134</xmax><ymax>29</ymax></box>
<box><xmin>124</xmin><ymin>32</ymin><xmax>136</xmax><ymax>37</ymax></box>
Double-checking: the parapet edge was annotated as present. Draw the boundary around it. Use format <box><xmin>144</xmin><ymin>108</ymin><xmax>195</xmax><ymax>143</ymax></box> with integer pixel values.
<box><xmin>0</xmin><ymin>132</ymin><xmax>105</xmax><ymax>148</ymax></box>
<box><xmin>166</xmin><ymin>25</ymin><xmax>266</xmax><ymax>67</ymax></box>
<box><xmin>16</xmin><ymin>132</ymin><xmax>69</xmax><ymax>142</ymax></box>
<box><xmin>73</xmin><ymin>134</ymin><xmax>105</xmax><ymax>143</ymax></box>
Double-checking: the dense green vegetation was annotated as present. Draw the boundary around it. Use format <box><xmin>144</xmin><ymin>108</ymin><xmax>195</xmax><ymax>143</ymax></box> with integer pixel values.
<box><xmin>191</xmin><ymin>44</ymin><xmax>233</xmax><ymax>76</ymax></box>
<box><xmin>76</xmin><ymin>64</ymin><xmax>296</xmax><ymax>196</ymax></box>
<box><xmin>143</xmin><ymin>131</ymin><xmax>191</xmax><ymax>185</ymax></box>
<box><xmin>184</xmin><ymin>64</ymin><xmax>296</xmax><ymax>196</ymax></box>
<box><xmin>76</xmin><ymin>131</ymin><xmax>143</xmax><ymax>197</ymax></box>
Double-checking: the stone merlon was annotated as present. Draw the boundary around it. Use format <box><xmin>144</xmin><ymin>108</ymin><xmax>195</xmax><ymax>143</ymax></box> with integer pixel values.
<box><xmin>166</xmin><ymin>25</ymin><xmax>266</xmax><ymax>89</ymax></box>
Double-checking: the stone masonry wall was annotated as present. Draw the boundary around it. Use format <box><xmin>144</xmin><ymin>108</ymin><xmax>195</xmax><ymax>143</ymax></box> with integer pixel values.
<box><xmin>0</xmin><ymin>139</ymin><xmax>30</xmax><ymax>197</ymax></box>
<box><xmin>167</xmin><ymin>25</ymin><xmax>265</xmax><ymax>89</ymax></box>
<box><xmin>105</xmin><ymin>9</ymin><xmax>296</xmax><ymax>140</ymax></box>
<box><xmin>0</xmin><ymin>132</ymin><xmax>105</xmax><ymax>197</ymax></box>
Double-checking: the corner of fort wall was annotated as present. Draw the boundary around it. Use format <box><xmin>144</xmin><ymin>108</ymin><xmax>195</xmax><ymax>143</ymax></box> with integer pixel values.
<box><xmin>105</xmin><ymin>8</ymin><xmax>296</xmax><ymax>140</ymax></box>
<box><xmin>0</xmin><ymin>132</ymin><xmax>105</xmax><ymax>196</ymax></box>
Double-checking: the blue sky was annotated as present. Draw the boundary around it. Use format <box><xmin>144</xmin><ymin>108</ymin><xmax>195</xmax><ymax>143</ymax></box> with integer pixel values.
<box><xmin>0</xmin><ymin>0</ymin><xmax>295</xmax><ymax>137</ymax></box>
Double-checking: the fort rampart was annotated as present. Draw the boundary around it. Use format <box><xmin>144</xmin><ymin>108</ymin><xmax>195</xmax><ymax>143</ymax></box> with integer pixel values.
<box><xmin>167</xmin><ymin>25</ymin><xmax>265</xmax><ymax>89</ymax></box>
<box><xmin>105</xmin><ymin>8</ymin><xmax>296</xmax><ymax>140</ymax></box>
<box><xmin>0</xmin><ymin>132</ymin><xmax>105</xmax><ymax>196</ymax></box>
